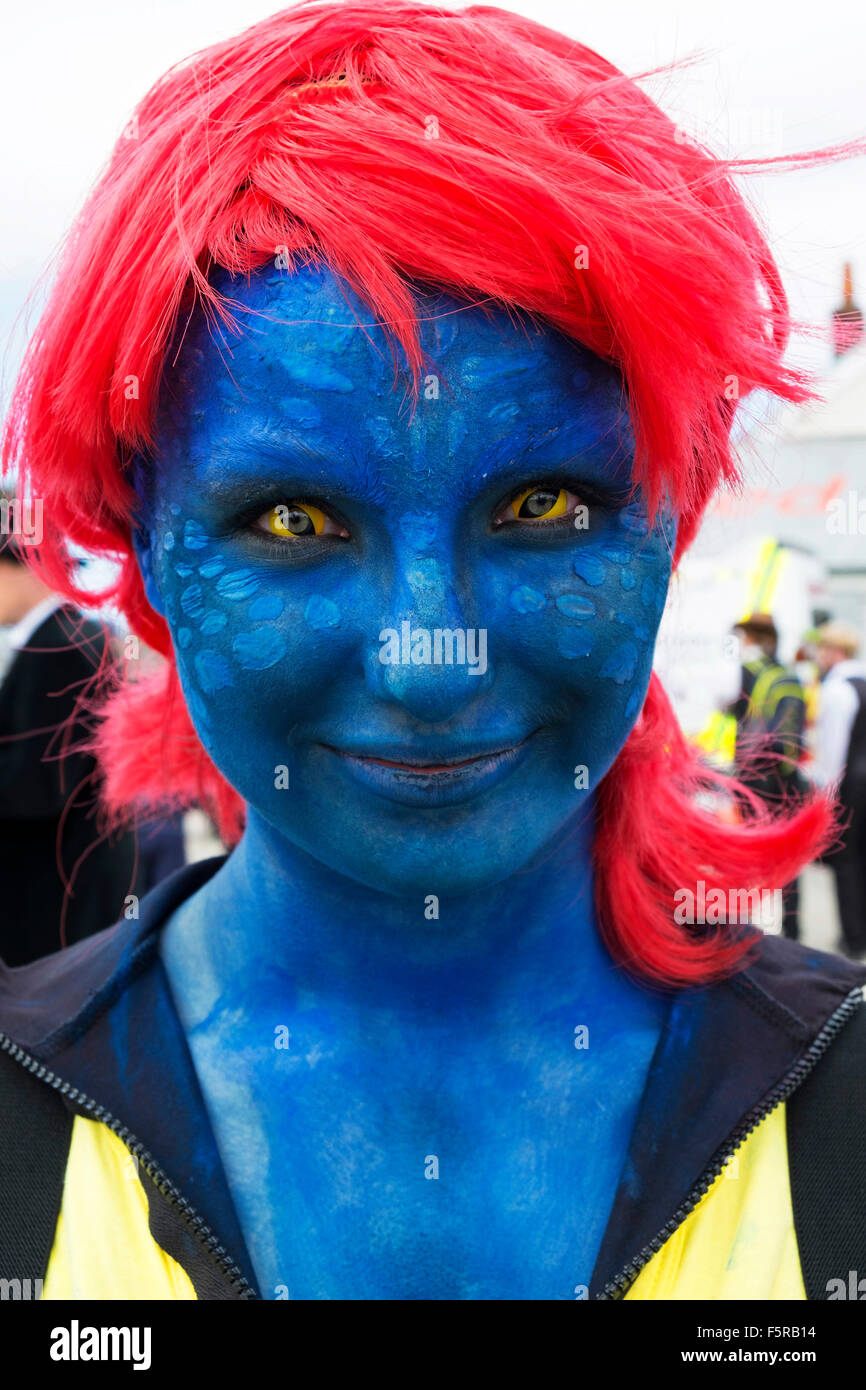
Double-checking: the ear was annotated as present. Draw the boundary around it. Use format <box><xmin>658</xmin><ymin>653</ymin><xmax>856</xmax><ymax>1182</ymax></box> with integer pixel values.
<box><xmin>131</xmin><ymin>522</ymin><xmax>165</xmax><ymax>618</ymax></box>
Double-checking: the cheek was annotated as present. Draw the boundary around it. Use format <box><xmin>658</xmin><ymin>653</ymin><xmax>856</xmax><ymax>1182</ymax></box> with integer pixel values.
<box><xmin>488</xmin><ymin>512</ymin><xmax>671</xmax><ymax>725</ymax></box>
<box><xmin>151</xmin><ymin>509</ymin><xmax>348</xmax><ymax>747</ymax></box>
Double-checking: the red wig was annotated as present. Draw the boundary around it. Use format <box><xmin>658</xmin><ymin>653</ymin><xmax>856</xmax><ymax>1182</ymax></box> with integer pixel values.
<box><xmin>2</xmin><ymin>0</ymin><xmax>837</xmax><ymax>984</ymax></box>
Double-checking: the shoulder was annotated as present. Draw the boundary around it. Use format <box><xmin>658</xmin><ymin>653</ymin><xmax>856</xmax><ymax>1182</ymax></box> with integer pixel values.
<box><xmin>731</xmin><ymin>931</ymin><xmax>865</xmax><ymax>1039</ymax></box>
<box><xmin>0</xmin><ymin>917</ymin><xmax>139</xmax><ymax>1051</ymax></box>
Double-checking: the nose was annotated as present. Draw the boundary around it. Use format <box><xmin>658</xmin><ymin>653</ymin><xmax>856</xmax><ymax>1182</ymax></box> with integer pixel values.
<box><xmin>364</xmin><ymin>552</ymin><xmax>494</xmax><ymax>723</ymax></box>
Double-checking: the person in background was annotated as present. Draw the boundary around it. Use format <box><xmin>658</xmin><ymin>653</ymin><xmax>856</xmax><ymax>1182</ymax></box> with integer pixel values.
<box><xmin>0</xmin><ymin>536</ymin><xmax>136</xmax><ymax>965</ymax></box>
<box><xmin>725</xmin><ymin>613</ymin><xmax>807</xmax><ymax>939</ymax></box>
<box><xmin>134</xmin><ymin>812</ymin><xmax>187</xmax><ymax>894</ymax></box>
<box><xmin>793</xmin><ymin>628</ymin><xmax>822</xmax><ymax>761</ymax></box>
<box><xmin>810</xmin><ymin>619</ymin><xmax>866</xmax><ymax>960</ymax></box>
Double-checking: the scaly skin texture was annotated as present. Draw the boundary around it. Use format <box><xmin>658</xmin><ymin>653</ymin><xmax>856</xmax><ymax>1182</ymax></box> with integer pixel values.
<box><xmin>136</xmin><ymin>264</ymin><xmax>677</xmax><ymax>1299</ymax></box>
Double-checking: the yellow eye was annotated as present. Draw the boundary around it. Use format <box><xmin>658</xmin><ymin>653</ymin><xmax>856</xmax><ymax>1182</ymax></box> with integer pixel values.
<box><xmin>501</xmin><ymin>486</ymin><xmax>571</xmax><ymax>524</ymax></box>
<box><xmin>258</xmin><ymin>503</ymin><xmax>347</xmax><ymax>540</ymax></box>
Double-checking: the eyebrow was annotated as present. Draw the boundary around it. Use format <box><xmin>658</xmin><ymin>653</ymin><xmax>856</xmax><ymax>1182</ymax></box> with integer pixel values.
<box><xmin>453</xmin><ymin>417</ymin><xmax>635</xmax><ymax>502</ymax></box>
<box><xmin>196</xmin><ymin>408</ymin><xmax>635</xmax><ymax>510</ymax></box>
<box><xmin>199</xmin><ymin>429</ymin><xmax>391</xmax><ymax>507</ymax></box>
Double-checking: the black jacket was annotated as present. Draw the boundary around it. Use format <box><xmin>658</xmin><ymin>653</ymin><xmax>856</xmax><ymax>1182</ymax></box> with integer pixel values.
<box><xmin>0</xmin><ymin>857</ymin><xmax>864</xmax><ymax>1299</ymax></box>
<box><xmin>0</xmin><ymin>604</ymin><xmax>136</xmax><ymax>965</ymax></box>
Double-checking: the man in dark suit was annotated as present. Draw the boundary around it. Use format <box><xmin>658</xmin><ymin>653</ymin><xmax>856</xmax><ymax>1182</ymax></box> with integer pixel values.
<box><xmin>0</xmin><ymin>540</ymin><xmax>136</xmax><ymax>965</ymax></box>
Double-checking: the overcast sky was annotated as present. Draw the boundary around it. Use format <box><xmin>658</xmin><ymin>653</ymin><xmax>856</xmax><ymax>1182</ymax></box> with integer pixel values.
<box><xmin>2</xmin><ymin>0</ymin><xmax>865</xmax><ymax>405</ymax></box>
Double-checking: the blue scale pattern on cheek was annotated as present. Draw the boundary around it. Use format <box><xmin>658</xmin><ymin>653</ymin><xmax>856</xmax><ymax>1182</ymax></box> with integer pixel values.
<box><xmin>600</xmin><ymin>642</ymin><xmax>639</xmax><ymax>684</ymax></box>
<box><xmin>620</xmin><ymin>570</ymin><xmax>636</xmax><ymax>591</ymax></box>
<box><xmin>233</xmin><ymin>627</ymin><xmax>287</xmax><ymax>670</ymax></box>
<box><xmin>616</xmin><ymin>615</ymin><xmax>651</xmax><ymax>642</ymax></box>
<box><xmin>195</xmin><ymin>649</ymin><xmax>234</xmax><ymax>694</ymax></box>
<box><xmin>305</xmin><ymin>595</ymin><xmax>341</xmax><ymax>629</ymax></box>
<box><xmin>180</xmin><ymin>584</ymin><xmax>205</xmax><ymax>620</ymax></box>
<box><xmin>163</xmin><ymin>532</ymin><xmax>175</xmax><ymax>551</ymax></box>
<box><xmin>199</xmin><ymin>557</ymin><xmax>227</xmax><ymax>579</ymax></box>
<box><xmin>599</xmin><ymin>543</ymin><xmax>634</xmax><ymax>564</ymax></box>
<box><xmin>572</xmin><ymin>555</ymin><xmax>606</xmax><ymax>586</ymax></box>
<box><xmin>509</xmin><ymin>585</ymin><xmax>546</xmax><ymax>614</ymax></box>
<box><xmin>248</xmin><ymin>593</ymin><xmax>285</xmax><ymax>621</ymax></box>
<box><xmin>184</xmin><ymin>519</ymin><xmax>210</xmax><ymax>550</ymax></box>
<box><xmin>177</xmin><ymin>628</ymin><xmax>193</xmax><ymax>650</ymax></box>
<box><xmin>201</xmin><ymin>611</ymin><xmax>228</xmax><ymax>635</ymax></box>
<box><xmin>216</xmin><ymin>569</ymin><xmax>260</xmax><ymax>601</ymax></box>
<box><xmin>174</xmin><ymin>563</ymin><xmax>195</xmax><ymax>579</ymax></box>
<box><xmin>555</xmin><ymin>594</ymin><xmax>596</xmax><ymax>619</ymax></box>
<box><xmin>636</xmin><ymin>576</ymin><xmax>668</xmax><ymax>616</ymax></box>
<box><xmin>637</xmin><ymin>546</ymin><xmax>661</xmax><ymax>563</ymax></box>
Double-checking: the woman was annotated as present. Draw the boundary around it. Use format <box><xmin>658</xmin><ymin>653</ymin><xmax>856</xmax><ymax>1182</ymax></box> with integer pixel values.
<box><xmin>1</xmin><ymin>0</ymin><xmax>863</xmax><ymax>1301</ymax></box>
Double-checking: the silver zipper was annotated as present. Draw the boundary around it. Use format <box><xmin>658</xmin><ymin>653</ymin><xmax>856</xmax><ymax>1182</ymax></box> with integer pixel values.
<box><xmin>7</xmin><ymin>986</ymin><xmax>861</xmax><ymax>1303</ymax></box>
<box><xmin>0</xmin><ymin>1031</ymin><xmax>257</xmax><ymax>1300</ymax></box>
<box><xmin>597</xmin><ymin>986</ymin><xmax>864</xmax><ymax>1299</ymax></box>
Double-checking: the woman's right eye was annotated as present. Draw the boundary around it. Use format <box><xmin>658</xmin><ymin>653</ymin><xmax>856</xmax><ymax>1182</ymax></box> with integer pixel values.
<box><xmin>255</xmin><ymin>503</ymin><xmax>349</xmax><ymax>541</ymax></box>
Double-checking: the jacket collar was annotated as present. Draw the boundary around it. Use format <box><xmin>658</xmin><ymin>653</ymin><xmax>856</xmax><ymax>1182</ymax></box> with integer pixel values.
<box><xmin>0</xmin><ymin>856</ymin><xmax>258</xmax><ymax>1294</ymax></box>
<box><xmin>1</xmin><ymin>857</ymin><xmax>863</xmax><ymax>1301</ymax></box>
<box><xmin>590</xmin><ymin>936</ymin><xmax>865</xmax><ymax>1295</ymax></box>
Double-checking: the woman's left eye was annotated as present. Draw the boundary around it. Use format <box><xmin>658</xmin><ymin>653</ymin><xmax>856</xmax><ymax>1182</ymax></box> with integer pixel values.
<box><xmin>492</xmin><ymin>484</ymin><xmax>581</xmax><ymax>527</ymax></box>
<box><xmin>255</xmin><ymin>503</ymin><xmax>349</xmax><ymax>541</ymax></box>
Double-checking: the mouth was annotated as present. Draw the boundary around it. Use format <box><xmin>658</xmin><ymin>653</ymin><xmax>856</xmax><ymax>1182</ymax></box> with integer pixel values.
<box><xmin>334</xmin><ymin>746</ymin><xmax>519</xmax><ymax>773</ymax></box>
<box><xmin>320</xmin><ymin>732</ymin><xmax>538</xmax><ymax>807</ymax></box>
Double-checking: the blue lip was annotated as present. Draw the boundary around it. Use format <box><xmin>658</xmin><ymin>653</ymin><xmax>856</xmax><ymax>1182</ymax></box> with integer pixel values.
<box><xmin>321</xmin><ymin>734</ymin><xmax>536</xmax><ymax>807</ymax></box>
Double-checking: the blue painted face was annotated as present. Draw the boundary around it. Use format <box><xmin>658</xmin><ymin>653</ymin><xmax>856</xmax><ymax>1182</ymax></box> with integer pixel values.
<box><xmin>136</xmin><ymin>264</ymin><xmax>675</xmax><ymax>896</ymax></box>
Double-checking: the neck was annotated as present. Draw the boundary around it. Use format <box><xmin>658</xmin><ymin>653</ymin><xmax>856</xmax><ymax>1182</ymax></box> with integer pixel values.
<box><xmin>166</xmin><ymin>797</ymin><xmax>645</xmax><ymax>1020</ymax></box>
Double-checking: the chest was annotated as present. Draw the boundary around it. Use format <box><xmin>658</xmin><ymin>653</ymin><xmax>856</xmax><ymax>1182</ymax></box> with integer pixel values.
<box><xmin>185</xmin><ymin>1004</ymin><xmax>662</xmax><ymax>1300</ymax></box>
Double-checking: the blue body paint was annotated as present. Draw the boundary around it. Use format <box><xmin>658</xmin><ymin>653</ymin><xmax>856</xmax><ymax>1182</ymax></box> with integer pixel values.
<box><xmin>135</xmin><ymin>264</ymin><xmax>678</xmax><ymax>1299</ymax></box>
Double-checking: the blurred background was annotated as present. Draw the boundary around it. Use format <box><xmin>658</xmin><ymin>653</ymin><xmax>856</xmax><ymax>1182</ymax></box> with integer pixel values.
<box><xmin>2</xmin><ymin>0</ymin><xmax>865</xmax><ymax>958</ymax></box>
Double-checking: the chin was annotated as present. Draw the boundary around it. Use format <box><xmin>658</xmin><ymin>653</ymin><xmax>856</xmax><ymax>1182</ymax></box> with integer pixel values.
<box><xmin>254</xmin><ymin>795</ymin><xmax>545</xmax><ymax>901</ymax></box>
<box><xmin>324</xmin><ymin>846</ymin><xmax>520</xmax><ymax>901</ymax></box>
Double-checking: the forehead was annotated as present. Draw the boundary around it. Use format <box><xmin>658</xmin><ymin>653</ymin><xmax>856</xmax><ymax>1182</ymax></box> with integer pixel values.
<box><xmin>154</xmin><ymin>263</ymin><xmax>632</xmax><ymax>492</ymax></box>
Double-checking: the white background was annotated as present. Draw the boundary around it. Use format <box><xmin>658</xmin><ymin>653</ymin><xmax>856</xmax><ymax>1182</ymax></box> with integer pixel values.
<box><xmin>1</xmin><ymin>0</ymin><xmax>865</xmax><ymax>403</ymax></box>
